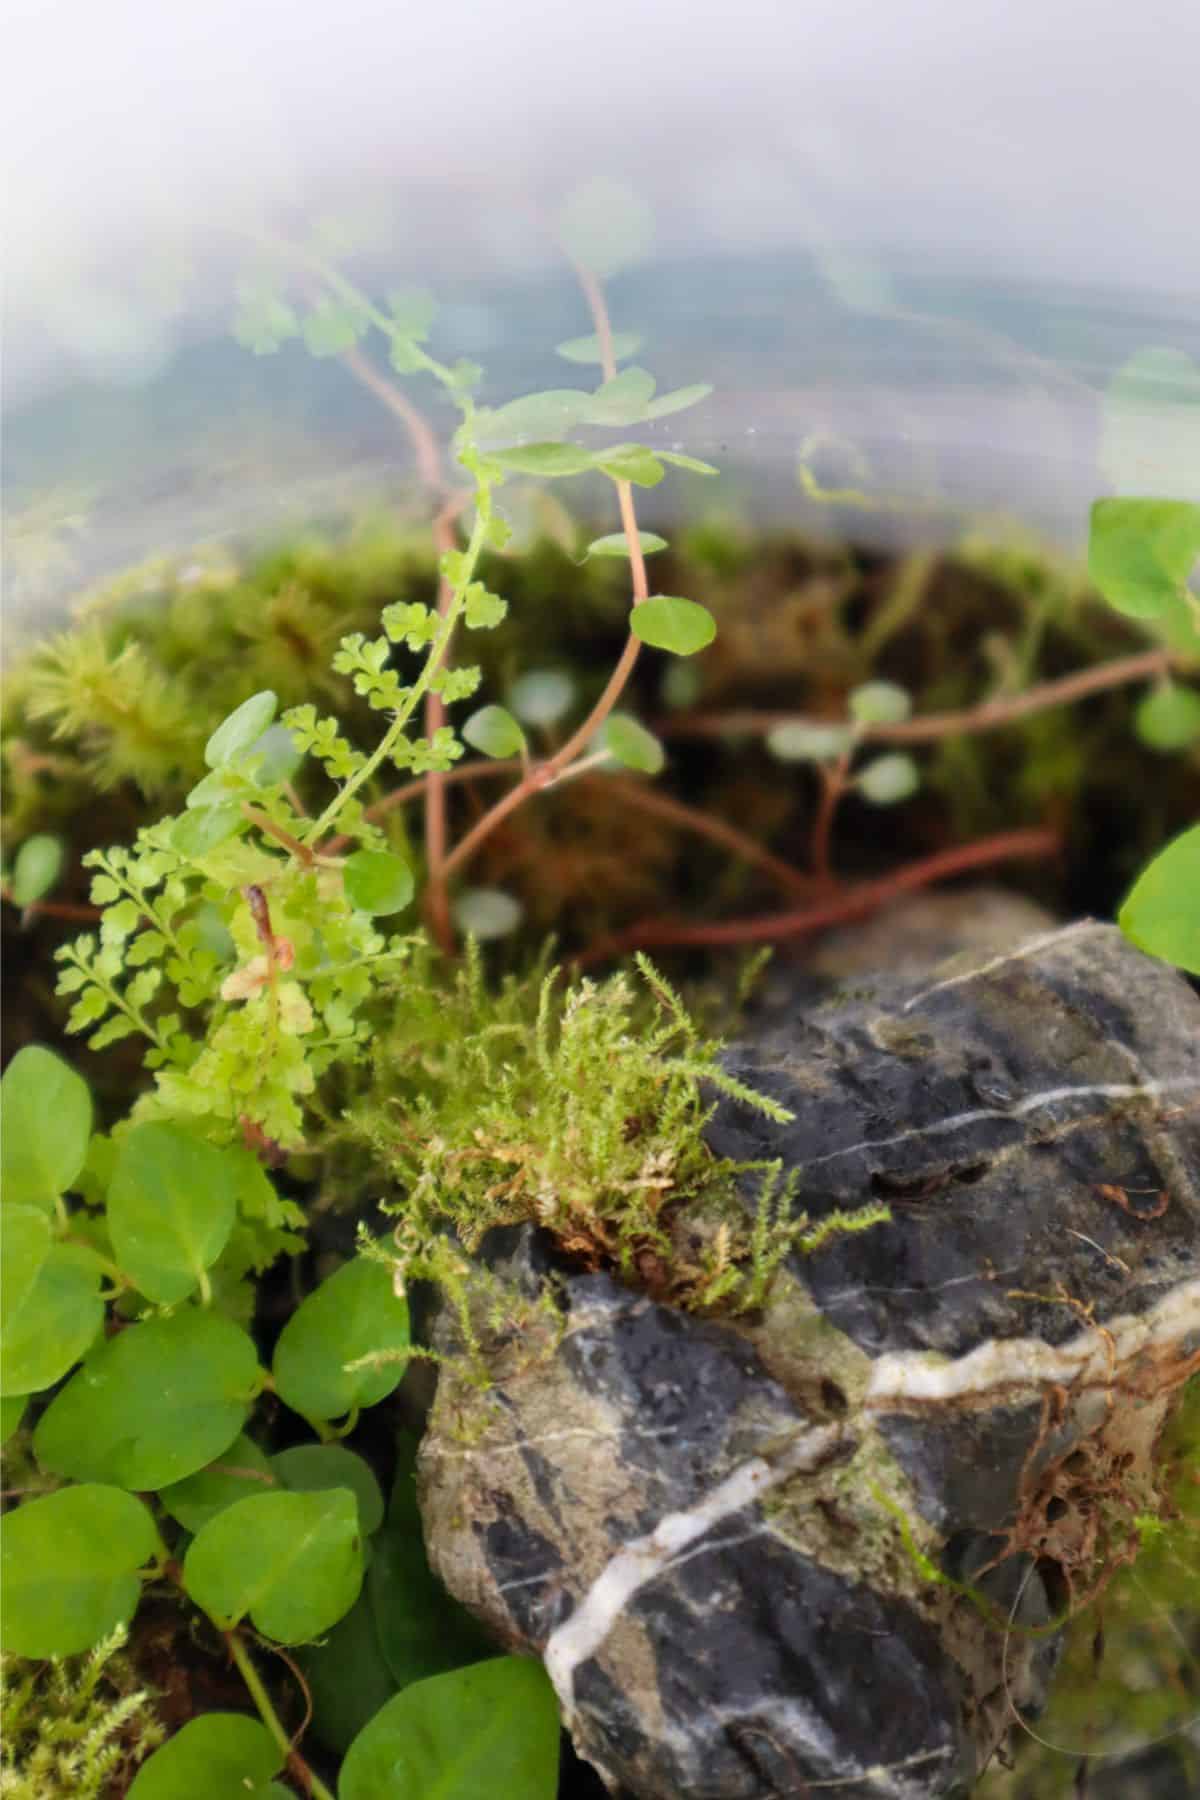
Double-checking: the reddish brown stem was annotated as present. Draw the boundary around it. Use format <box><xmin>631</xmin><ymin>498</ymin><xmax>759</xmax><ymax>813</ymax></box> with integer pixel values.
<box><xmin>809</xmin><ymin>753</ymin><xmax>852</xmax><ymax>886</ymax></box>
<box><xmin>660</xmin><ymin>649</ymin><xmax>1178</xmax><ymax>748</ymax></box>
<box><xmin>574</xmin><ymin>826</ymin><xmax>1059</xmax><ymax>965</ymax></box>
<box><xmin>1</xmin><ymin>888</ymin><xmax>101</xmax><ymax>923</ymax></box>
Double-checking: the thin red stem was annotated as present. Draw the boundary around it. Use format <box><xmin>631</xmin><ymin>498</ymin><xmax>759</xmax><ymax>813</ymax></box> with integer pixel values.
<box><xmin>574</xmin><ymin>826</ymin><xmax>1059</xmax><ymax>965</ymax></box>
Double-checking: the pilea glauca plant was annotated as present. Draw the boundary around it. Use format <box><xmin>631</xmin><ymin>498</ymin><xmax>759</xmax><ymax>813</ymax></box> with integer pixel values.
<box><xmin>2</xmin><ymin>186</ymin><xmax>1199</xmax><ymax>1797</ymax></box>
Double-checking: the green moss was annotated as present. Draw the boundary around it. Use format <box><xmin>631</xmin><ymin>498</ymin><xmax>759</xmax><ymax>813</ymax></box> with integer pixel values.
<box><xmin>0</xmin><ymin>1630</ymin><xmax>165</xmax><ymax>1799</ymax></box>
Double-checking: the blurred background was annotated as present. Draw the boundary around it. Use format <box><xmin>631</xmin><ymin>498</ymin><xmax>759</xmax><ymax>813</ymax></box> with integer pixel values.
<box><xmin>4</xmin><ymin>0</ymin><xmax>1199</xmax><ymax>632</ymax></box>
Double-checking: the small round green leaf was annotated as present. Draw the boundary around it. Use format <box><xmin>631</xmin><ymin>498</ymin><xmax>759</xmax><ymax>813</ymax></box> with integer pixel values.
<box><xmin>476</xmin><ymin>390</ymin><xmax>589</xmax><ymax>445</ymax></box>
<box><xmin>603</xmin><ymin>714</ymin><xmax>666</xmax><ymax>775</ymax></box>
<box><xmin>1118</xmin><ymin>824</ymin><xmax>1200</xmax><ymax>974</ymax></box>
<box><xmin>1088</xmin><ymin>498</ymin><xmax>1200</xmax><ymax>619</ymax></box>
<box><xmin>453</xmin><ymin>888</ymin><xmax>523</xmax><ymax>941</ymax></box>
<box><xmin>595</xmin><ymin>443</ymin><xmax>664</xmax><ymax>486</ymax></box>
<box><xmin>158</xmin><ymin>1432</ymin><xmax>276</xmax><ymax>1533</ymax></box>
<box><xmin>629</xmin><ymin>596</ymin><xmax>717</xmax><ymax>656</ymax></box>
<box><xmin>766</xmin><ymin>721</ymin><xmax>855</xmax><ymax>763</ymax></box>
<box><xmin>557</xmin><ymin>177</ymin><xmax>653</xmax><ymax>279</ymax></box>
<box><xmin>643</xmin><ymin>383</ymin><xmax>713</xmax><ymax>421</ymax></box>
<box><xmin>183</xmin><ymin>1488</ymin><xmax>363</xmax><ymax>1643</ymax></box>
<box><xmin>556</xmin><ymin>330</ymin><xmax>643</xmax><ymax>364</ymax></box>
<box><xmin>11</xmin><ymin>834</ymin><xmax>65</xmax><ymax>906</ymax></box>
<box><xmin>1134</xmin><ymin>683</ymin><xmax>1200</xmax><ymax>751</ymax></box>
<box><xmin>585</xmin><ymin>532</ymin><xmax>668</xmax><ymax>560</ymax></box>
<box><xmin>127</xmin><ymin>1713</ymin><xmax>283</xmax><ymax>1799</ymax></box>
<box><xmin>463</xmin><ymin>705</ymin><xmax>526</xmax><ymax>760</ymax></box>
<box><xmin>339</xmin><ymin>1656</ymin><xmax>561</xmax><ymax>1800</ymax></box>
<box><xmin>509</xmin><ymin>669</ymin><xmax>576</xmax><ymax>726</ymax></box>
<box><xmin>271</xmin><ymin>1443</ymin><xmax>384</xmax><ymax>1536</ymax></box>
<box><xmin>204</xmin><ymin>692</ymin><xmax>278</xmax><ymax>770</ymax></box>
<box><xmin>1</xmin><ymin>1045</ymin><xmax>93</xmax><ymax>1211</ymax></box>
<box><xmin>272</xmin><ymin>1257</ymin><xmax>409</xmax><ymax>1423</ymax></box>
<box><xmin>488</xmin><ymin>442</ymin><xmax>596</xmax><ymax>478</ymax></box>
<box><xmin>0</xmin><ymin>1484</ymin><xmax>159</xmax><ymax>1657</ymax></box>
<box><xmin>848</xmin><ymin>680</ymin><xmax>912</xmax><ymax>726</ymax></box>
<box><xmin>343</xmin><ymin>850</ymin><xmax>414</xmax><ymax>917</ymax></box>
<box><xmin>2</xmin><ymin>1229</ymin><xmax>104</xmax><ymax>1398</ymax></box>
<box><xmin>582</xmin><ymin>367</ymin><xmax>657</xmax><ymax>427</ymax></box>
<box><xmin>108</xmin><ymin>1124</ymin><xmax>240</xmax><ymax>1305</ymax></box>
<box><xmin>170</xmin><ymin>804</ymin><xmax>246</xmax><ymax>857</ymax></box>
<box><xmin>244</xmin><ymin>723</ymin><xmax>304</xmax><ymax>787</ymax></box>
<box><xmin>34</xmin><ymin>1308</ymin><xmax>259</xmax><ymax>1489</ymax></box>
<box><xmin>856</xmin><ymin>752</ymin><xmax>921</xmax><ymax>805</ymax></box>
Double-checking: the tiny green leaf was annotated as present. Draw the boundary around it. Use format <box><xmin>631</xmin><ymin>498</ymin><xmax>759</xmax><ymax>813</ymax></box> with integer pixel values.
<box><xmin>557</xmin><ymin>177</ymin><xmax>653</xmax><ymax>279</ymax></box>
<box><xmin>127</xmin><ymin>1714</ymin><xmax>282</xmax><ymax>1799</ymax></box>
<box><xmin>856</xmin><ymin>752</ymin><xmax>921</xmax><ymax>805</ymax></box>
<box><xmin>629</xmin><ymin>596</ymin><xmax>717</xmax><ymax>656</ymax></box>
<box><xmin>1088</xmin><ymin>498</ymin><xmax>1200</xmax><ymax>619</ymax></box>
<box><xmin>1</xmin><ymin>1234</ymin><xmax>105</xmax><ymax>1398</ymax></box>
<box><xmin>184</xmin><ymin>1488</ymin><xmax>363</xmax><ymax>1643</ymax></box>
<box><xmin>245</xmin><ymin>722</ymin><xmax>304</xmax><ymax>786</ymax></box>
<box><xmin>603</xmin><ymin>714</ymin><xmax>666</xmax><ymax>775</ymax></box>
<box><xmin>159</xmin><ymin>1432</ymin><xmax>276</xmax><ymax>1533</ymax></box>
<box><xmin>1134</xmin><ymin>683</ymin><xmax>1200</xmax><ymax>751</ymax></box>
<box><xmin>463</xmin><ymin>705</ymin><xmax>526</xmax><ymax>760</ymax></box>
<box><xmin>1118</xmin><ymin>824</ymin><xmax>1200</xmax><ymax>974</ymax></box>
<box><xmin>11</xmin><ymin>835</ymin><xmax>65</xmax><ymax>906</ymax></box>
<box><xmin>643</xmin><ymin>382</ymin><xmax>713</xmax><ymax>421</ymax></box>
<box><xmin>232</xmin><ymin>286</ymin><xmax>299</xmax><ymax>356</ymax></box>
<box><xmin>108</xmin><ymin>1123</ymin><xmax>240</xmax><ymax>1305</ymax></box>
<box><xmin>658</xmin><ymin>449</ymin><xmax>719</xmax><ymax>476</ymax></box>
<box><xmin>766</xmin><ymin>721</ymin><xmax>856</xmax><ymax>763</ymax></box>
<box><xmin>509</xmin><ymin>669</ymin><xmax>576</xmax><ymax>726</ymax></box>
<box><xmin>272</xmin><ymin>1257</ymin><xmax>409</xmax><ymax>1422</ymax></box>
<box><xmin>34</xmin><ymin>1308</ymin><xmax>259</xmax><ymax>1489</ymax></box>
<box><xmin>386</xmin><ymin>287</ymin><xmax>436</xmax><ymax>341</ymax></box>
<box><xmin>1</xmin><ymin>1045</ymin><xmax>92</xmax><ymax>1211</ymax></box>
<box><xmin>343</xmin><ymin>850</ymin><xmax>414</xmax><ymax>917</ymax></box>
<box><xmin>0</xmin><ymin>1485</ymin><xmax>160</xmax><ymax>1657</ymax></box>
<box><xmin>271</xmin><ymin>1443</ymin><xmax>385</xmax><ymax>1536</ymax></box>
<box><xmin>477</xmin><ymin>391</ymin><xmax>589</xmax><ymax>445</ymax></box>
<box><xmin>848</xmin><ymin>680</ymin><xmax>912</xmax><ymax>727</ymax></box>
<box><xmin>340</xmin><ymin>1657</ymin><xmax>561</xmax><ymax>1800</ymax></box>
<box><xmin>302</xmin><ymin>297</ymin><xmax>368</xmax><ymax>357</ymax></box>
<box><xmin>453</xmin><ymin>888</ymin><xmax>523</xmax><ymax>940</ymax></box>
<box><xmin>556</xmin><ymin>330</ymin><xmax>643</xmax><ymax>364</ymax></box>
<box><xmin>170</xmin><ymin>804</ymin><xmax>245</xmax><ymax>856</ymax></box>
<box><xmin>585</xmin><ymin>531</ymin><xmax>668</xmax><ymax>560</ymax></box>
<box><xmin>204</xmin><ymin>692</ymin><xmax>278</xmax><ymax>770</ymax></box>
<box><xmin>487</xmin><ymin>443</ymin><xmax>596</xmax><ymax>478</ymax></box>
<box><xmin>594</xmin><ymin>443</ymin><xmax>665</xmax><ymax>486</ymax></box>
<box><xmin>582</xmin><ymin>367</ymin><xmax>657</xmax><ymax>427</ymax></box>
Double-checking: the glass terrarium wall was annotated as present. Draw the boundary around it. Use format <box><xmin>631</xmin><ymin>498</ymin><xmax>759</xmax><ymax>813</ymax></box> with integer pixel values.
<box><xmin>5</xmin><ymin>0</ymin><xmax>1199</xmax><ymax>635</ymax></box>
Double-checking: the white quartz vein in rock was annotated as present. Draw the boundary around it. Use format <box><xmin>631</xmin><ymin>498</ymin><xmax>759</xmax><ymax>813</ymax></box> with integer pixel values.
<box><xmin>899</xmin><ymin>921</ymin><xmax>1092</xmax><ymax>1013</ymax></box>
<box><xmin>543</xmin><ymin>1423</ymin><xmax>841</xmax><ymax>1712</ymax></box>
<box><xmin>793</xmin><ymin>1077</ymin><xmax>1198</xmax><ymax>1173</ymax></box>
<box><xmin>868</xmin><ymin>1276</ymin><xmax>1200</xmax><ymax>1404</ymax></box>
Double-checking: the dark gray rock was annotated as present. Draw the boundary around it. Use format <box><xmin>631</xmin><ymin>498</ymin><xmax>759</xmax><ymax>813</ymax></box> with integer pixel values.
<box><xmin>418</xmin><ymin>920</ymin><xmax>1200</xmax><ymax>1799</ymax></box>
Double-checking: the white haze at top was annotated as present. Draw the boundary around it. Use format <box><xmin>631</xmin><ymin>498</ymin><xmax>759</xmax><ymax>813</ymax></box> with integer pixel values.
<box><xmin>3</xmin><ymin>0</ymin><xmax>1198</xmax><ymax>588</ymax></box>
<box><xmin>7</xmin><ymin>0</ymin><xmax>1198</xmax><ymax>310</ymax></box>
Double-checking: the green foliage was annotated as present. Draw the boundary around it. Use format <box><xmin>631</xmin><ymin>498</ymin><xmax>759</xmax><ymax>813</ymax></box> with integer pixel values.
<box><xmin>1</xmin><ymin>1045</ymin><xmax>92</xmax><ymax>1212</ymax></box>
<box><xmin>1087</xmin><ymin>498</ymin><xmax>1200</xmax><ymax>619</ymax></box>
<box><xmin>126</xmin><ymin>1713</ymin><xmax>284</xmax><ymax>1798</ymax></box>
<box><xmin>183</xmin><ymin>1488</ymin><xmax>363</xmax><ymax>1642</ymax></box>
<box><xmin>338</xmin><ymin>1657</ymin><xmax>561</xmax><ymax>1800</ymax></box>
<box><xmin>1118</xmin><ymin>823</ymin><xmax>1200</xmax><ymax>974</ymax></box>
<box><xmin>272</xmin><ymin>1257</ymin><xmax>410</xmax><ymax>1423</ymax></box>
<box><xmin>0</xmin><ymin>1629</ymin><xmax>165</xmax><ymax>1799</ymax></box>
<box><xmin>0</xmin><ymin>1486</ymin><xmax>161</xmax><ymax>1657</ymax></box>
<box><xmin>630</xmin><ymin>594</ymin><xmax>718</xmax><ymax>655</ymax></box>
<box><xmin>9</xmin><ymin>832</ymin><xmax>65</xmax><ymax>905</ymax></box>
<box><xmin>603</xmin><ymin>712</ymin><xmax>666</xmax><ymax>774</ymax></box>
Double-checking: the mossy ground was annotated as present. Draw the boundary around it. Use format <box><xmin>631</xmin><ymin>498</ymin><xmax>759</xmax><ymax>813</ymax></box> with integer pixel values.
<box><xmin>2</xmin><ymin>513</ymin><xmax>1197</xmax><ymax>1797</ymax></box>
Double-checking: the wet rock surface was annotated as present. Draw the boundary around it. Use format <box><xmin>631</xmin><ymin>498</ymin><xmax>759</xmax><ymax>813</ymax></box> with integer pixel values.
<box><xmin>418</xmin><ymin>919</ymin><xmax>1200</xmax><ymax>1799</ymax></box>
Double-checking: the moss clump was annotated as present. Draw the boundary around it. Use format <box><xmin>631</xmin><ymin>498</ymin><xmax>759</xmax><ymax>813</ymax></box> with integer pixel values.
<box><xmin>344</xmin><ymin>941</ymin><xmax>858</xmax><ymax>1312</ymax></box>
<box><xmin>0</xmin><ymin>1630</ymin><xmax>165</xmax><ymax>1799</ymax></box>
